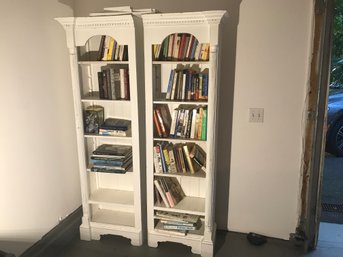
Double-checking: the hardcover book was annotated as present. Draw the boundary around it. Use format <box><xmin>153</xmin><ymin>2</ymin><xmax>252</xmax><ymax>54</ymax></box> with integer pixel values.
<box><xmin>83</xmin><ymin>105</ymin><xmax>104</xmax><ymax>134</ymax></box>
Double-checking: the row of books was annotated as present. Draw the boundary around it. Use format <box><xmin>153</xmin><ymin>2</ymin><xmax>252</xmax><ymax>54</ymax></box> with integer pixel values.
<box><xmin>154</xmin><ymin>104</ymin><xmax>207</xmax><ymax>140</ymax></box>
<box><xmin>98</xmin><ymin>66</ymin><xmax>130</xmax><ymax>100</ymax></box>
<box><xmin>165</xmin><ymin>68</ymin><xmax>208</xmax><ymax>101</ymax></box>
<box><xmin>97</xmin><ymin>35</ymin><xmax>129</xmax><ymax>61</ymax></box>
<box><xmin>153</xmin><ymin>142</ymin><xmax>206</xmax><ymax>175</ymax></box>
<box><xmin>153</xmin><ymin>33</ymin><xmax>209</xmax><ymax>61</ymax></box>
<box><xmin>155</xmin><ymin>211</ymin><xmax>201</xmax><ymax>235</ymax></box>
<box><xmin>90</xmin><ymin>144</ymin><xmax>132</xmax><ymax>174</ymax></box>
<box><xmin>154</xmin><ymin>177</ymin><xmax>185</xmax><ymax>208</ymax></box>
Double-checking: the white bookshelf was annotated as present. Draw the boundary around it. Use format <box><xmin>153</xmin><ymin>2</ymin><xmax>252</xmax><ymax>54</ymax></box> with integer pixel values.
<box><xmin>56</xmin><ymin>14</ymin><xmax>145</xmax><ymax>246</ymax></box>
<box><xmin>143</xmin><ymin>11</ymin><xmax>227</xmax><ymax>256</ymax></box>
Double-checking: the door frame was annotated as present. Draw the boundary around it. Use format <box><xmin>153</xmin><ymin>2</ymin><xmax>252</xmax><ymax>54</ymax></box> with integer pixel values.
<box><xmin>299</xmin><ymin>0</ymin><xmax>334</xmax><ymax>250</ymax></box>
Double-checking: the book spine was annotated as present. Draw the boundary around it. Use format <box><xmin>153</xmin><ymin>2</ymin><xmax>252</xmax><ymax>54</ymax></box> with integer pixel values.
<box><xmin>166</xmin><ymin>69</ymin><xmax>175</xmax><ymax>100</ymax></box>
<box><xmin>153</xmin><ymin>110</ymin><xmax>163</xmax><ymax>137</ymax></box>
<box><xmin>120</xmin><ymin>68</ymin><xmax>125</xmax><ymax>99</ymax></box>
<box><xmin>97</xmin><ymin>72</ymin><xmax>105</xmax><ymax>99</ymax></box>
<box><xmin>154</xmin><ymin>180</ymin><xmax>170</xmax><ymax>208</ymax></box>
<box><xmin>153</xmin><ymin>145</ymin><xmax>163</xmax><ymax>173</ymax></box>
<box><xmin>155</xmin><ymin>107</ymin><xmax>168</xmax><ymax>137</ymax></box>
<box><xmin>201</xmin><ymin>108</ymin><xmax>207</xmax><ymax>140</ymax></box>
<box><xmin>97</xmin><ymin>35</ymin><xmax>106</xmax><ymax>61</ymax></box>
<box><xmin>183</xmin><ymin>144</ymin><xmax>195</xmax><ymax>174</ymax></box>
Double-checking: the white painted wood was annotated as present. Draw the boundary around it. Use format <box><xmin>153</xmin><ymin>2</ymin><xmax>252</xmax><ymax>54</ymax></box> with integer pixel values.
<box><xmin>143</xmin><ymin>11</ymin><xmax>227</xmax><ymax>256</ymax></box>
<box><xmin>56</xmin><ymin>14</ymin><xmax>144</xmax><ymax>246</ymax></box>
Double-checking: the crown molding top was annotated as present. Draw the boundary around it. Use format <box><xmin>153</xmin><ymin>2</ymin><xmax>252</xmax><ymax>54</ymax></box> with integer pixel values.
<box><xmin>142</xmin><ymin>10</ymin><xmax>228</xmax><ymax>26</ymax></box>
<box><xmin>55</xmin><ymin>15</ymin><xmax>135</xmax><ymax>31</ymax></box>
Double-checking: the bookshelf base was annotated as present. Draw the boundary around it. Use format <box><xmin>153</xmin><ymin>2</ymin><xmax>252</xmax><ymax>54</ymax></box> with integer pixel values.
<box><xmin>147</xmin><ymin>230</ymin><xmax>214</xmax><ymax>257</ymax></box>
<box><xmin>79</xmin><ymin>219</ymin><xmax>143</xmax><ymax>246</ymax></box>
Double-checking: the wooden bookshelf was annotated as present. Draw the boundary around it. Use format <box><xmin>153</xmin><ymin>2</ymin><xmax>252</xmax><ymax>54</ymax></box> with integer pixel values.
<box><xmin>56</xmin><ymin>14</ymin><xmax>145</xmax><ymax>246</ymax></box>
<box><xmin>143</xmin><ymin>11</ymin><xmax>227</xmax><ymax>257</ymax></box>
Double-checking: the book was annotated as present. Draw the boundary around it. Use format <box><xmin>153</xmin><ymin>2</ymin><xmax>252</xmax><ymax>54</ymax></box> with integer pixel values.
<box><xmin>93</xmin><ymin>144</ymin><xmax>132</xmax><ymax>157</ymax></box>
<box><xmin>153</xmin><ymin>145</ymin><xmax>163</xmax><ymax>173</ymax></box>
<box><xmin>90</xmin><ymin>166</ymin><xmax>128</xmax><ymax>174</ymax></box>
<box><xmin>100</xmin><ymin>118</ymin><xmax>130</xmax><ymax>131</ymax></box>
<box><xmin>160</xmin><ymin>178</ymin><xmax>175</xmax><ymax>207</ymax></box>
<box><xmin>97</xmin><ymin>35</ymin><xmax>106</xmax><ymax>61</ymax></box>
<box><xmin>83</xmin><ymin>105</ymin><xmax>104</xmax><ymax>134</ymax></box>
<box><xmin>154</xmin><ymin>180</ymin><xmax>170</xmax><ymax>208</ymax></box>
<box><xmin>163</xmin><ymin>177</ymin><xmax>185</xmax><ymax>205</ymax></box>
<box><xmin>155</xmin><ymin>211</ymin><xmax>199</xmax><ymax>224</ymax></box>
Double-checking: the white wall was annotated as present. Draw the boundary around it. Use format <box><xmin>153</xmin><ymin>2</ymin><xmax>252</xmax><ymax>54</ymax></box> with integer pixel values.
<box><xmin>229</xmin><ymin>0</ymin><xmax>314</xmax><ymax>239</ymax></box>
<box><xmin>0</xmin><ymin>0</ymin><xmax>81</xmax><ymax>255</ymax></box>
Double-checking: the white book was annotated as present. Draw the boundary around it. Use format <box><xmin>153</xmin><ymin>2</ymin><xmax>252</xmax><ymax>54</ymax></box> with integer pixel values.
<box><xmin>169</xmin><ymin>108</ymin><xmax>179</xmax><ymax>137</ymax></box>
<box><xmin>181</xmin><ymin>73</ymin><xmax>186</xmax><ymax>100</ymax></box>
<box><xmin>190</xmin><ymin>108</ymin><xmax>198</xmax><ymax>139</ymax></box>
<box><xmin>120</xmin><ymin>68</ymin><xmax>126</xmax><ymax>99</ymax></box>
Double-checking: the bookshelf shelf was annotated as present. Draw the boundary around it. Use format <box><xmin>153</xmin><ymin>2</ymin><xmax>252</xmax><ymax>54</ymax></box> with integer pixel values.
<box><xmin>153</xmin><ymin>100</ymin><xmax>208</xmax><ymax>105</ymax></box>
<box><xmin>88</xmin><ymin>188</ymin><xmax>134</xmax><ymax>209</ymax></box>
<box><xmin>154</xmin><ymin>170</ymin><xmax>206</xmax><ymax>178</ymax></box>
<box><xmin>79</xmin><ymin>61</ymin><xmax>130</xmax><ymax>65</ymax></box>
<box><xmin>90</xmin><ymin>209</ymin><xmax>135</xmax><ymax>227</ymax></box>
<box><xmin>143</xmin><ymin>11</ymin><xmax>227</xmax><ymax>256</ymax></box>
<box><xmin>152</xmin><ymin>61</ymin><xmax>210</xmax><ymax>65</ymax></box>
<box><xmin>56</xmin><ymin>14</ymin><xmax>145</xmax><ymax>246</ymax></box>
<box><xmin>154</xmin><ymin>196</ymin><xmax>205</xmax><ymax>216</ymax></box>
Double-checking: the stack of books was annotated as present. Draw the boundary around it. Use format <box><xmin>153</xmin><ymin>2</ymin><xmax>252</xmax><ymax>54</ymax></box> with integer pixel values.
<box><xmin>155</xmin><ymin>211</ymin><xmax>201</xmax><ymax>235</ymax></box>
<box><xmin>99</xmin><ymin>118</ymin><xmax>131</xmax><ymax>136</ymax></box>
<box><xmin>90</xmin><ymin>144</ymin><xmax>132</xmax><ymax>174</ymax></box>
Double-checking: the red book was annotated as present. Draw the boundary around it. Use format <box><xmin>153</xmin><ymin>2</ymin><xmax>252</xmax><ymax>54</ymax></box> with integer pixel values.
<box><xmin>153</xmin><ymin>110</ymin><xmax>163</xmax><ymax>137</ymax></box>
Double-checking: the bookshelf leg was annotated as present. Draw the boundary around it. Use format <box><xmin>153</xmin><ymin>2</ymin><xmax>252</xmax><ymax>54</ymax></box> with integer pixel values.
<box><xmin>191</xmin><ymin>246</ymin><xmax>201</xmax><ymax>255</ymax></box>
<box><xmin>148</xmin><ymin>238</ymin><xmax>159</xmax><ymax>248</ymax></box>
<box><xmin>131</xmin><ymin>236</ymin><xmax>143</xmax><ymax>246</ymax></box>
<box><xmin>79</xmin><ymin>226</ymin><xmax>91</xmax><ymax>241</ymax></box>
<box><xmin>200</xmin><ymin>241</ymin><xmax>214</xmax><ymax>257</ymax></box>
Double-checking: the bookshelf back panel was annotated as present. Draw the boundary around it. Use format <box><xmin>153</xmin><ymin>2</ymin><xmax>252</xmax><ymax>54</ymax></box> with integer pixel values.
<box><xmin>82</xmin><ymin>102</ymin><xmax>131</xmax><ymax>120</ymax></box>
<box><xmin>89</xmin><ymin>171</ymin><xmax>134</xmax><ymax>191</ymax></box>
<box><xmin>178</xmin><ymin>176</ymin><xmax>206</xmax><ymax>198</ymax></box>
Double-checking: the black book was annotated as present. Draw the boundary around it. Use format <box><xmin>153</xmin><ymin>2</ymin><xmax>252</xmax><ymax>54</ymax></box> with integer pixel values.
<box><xmin>93</xmin><ymin>144</ymin><xmax>132</xmax><ymax>157</ymax></box>
<box><xmin>100</xmin><ymin>118</ymin><xmax>131</xmax><ymax>131</ymax></box>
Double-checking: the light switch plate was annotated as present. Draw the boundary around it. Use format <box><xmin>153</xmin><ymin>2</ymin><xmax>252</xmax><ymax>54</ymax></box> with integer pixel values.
<box><xmin>249</xmin><ymin>108</ymin><xmax>264</xmax><ymax>123</ymax></box>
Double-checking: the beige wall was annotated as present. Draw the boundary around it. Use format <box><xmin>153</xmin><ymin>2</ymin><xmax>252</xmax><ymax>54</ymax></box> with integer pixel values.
<box><xmin>0</xmin><ymin>0</ymin><xmax>80</xmax><ymax>255</ymax></box>
<box><xmin>73</xmin><ymin>0</ymin><xmax>315</xmax><ymax>239</ymax></box>
<box><xmin>229</xmin><ymin>0</ymin><xmax>314</xmax><ymax>239</ymax></box>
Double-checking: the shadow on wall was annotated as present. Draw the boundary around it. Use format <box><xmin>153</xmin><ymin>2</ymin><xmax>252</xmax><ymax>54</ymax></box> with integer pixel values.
<box><xmin>58</xmin><ymin>0</ymin><xmax>243</xmax><ymax>230</ymax></box>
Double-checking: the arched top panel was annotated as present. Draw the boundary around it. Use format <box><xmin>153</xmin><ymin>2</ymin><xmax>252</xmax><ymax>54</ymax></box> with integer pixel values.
<box><xmin>152</xmin><ymin>33</ymin><xmax>209</xmax><ymax>61</ymax></box>
<box><xmin>78</xmin><ymin>35</ymin><xmax>128</xmax><ymax>62</ymax></box>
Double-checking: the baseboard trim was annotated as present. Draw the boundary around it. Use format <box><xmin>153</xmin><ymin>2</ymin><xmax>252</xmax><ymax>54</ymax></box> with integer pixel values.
<box><xmin>20</xmin><ymin>207</ymin><xmax>82</xmax><ymax>257</ymax></box>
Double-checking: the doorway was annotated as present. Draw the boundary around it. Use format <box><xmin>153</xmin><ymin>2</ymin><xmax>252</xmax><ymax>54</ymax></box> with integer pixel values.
<box><xmin>317</xmin><ymin>0</ymin><xmax>343</xmax><ymax>248</ymax></box>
